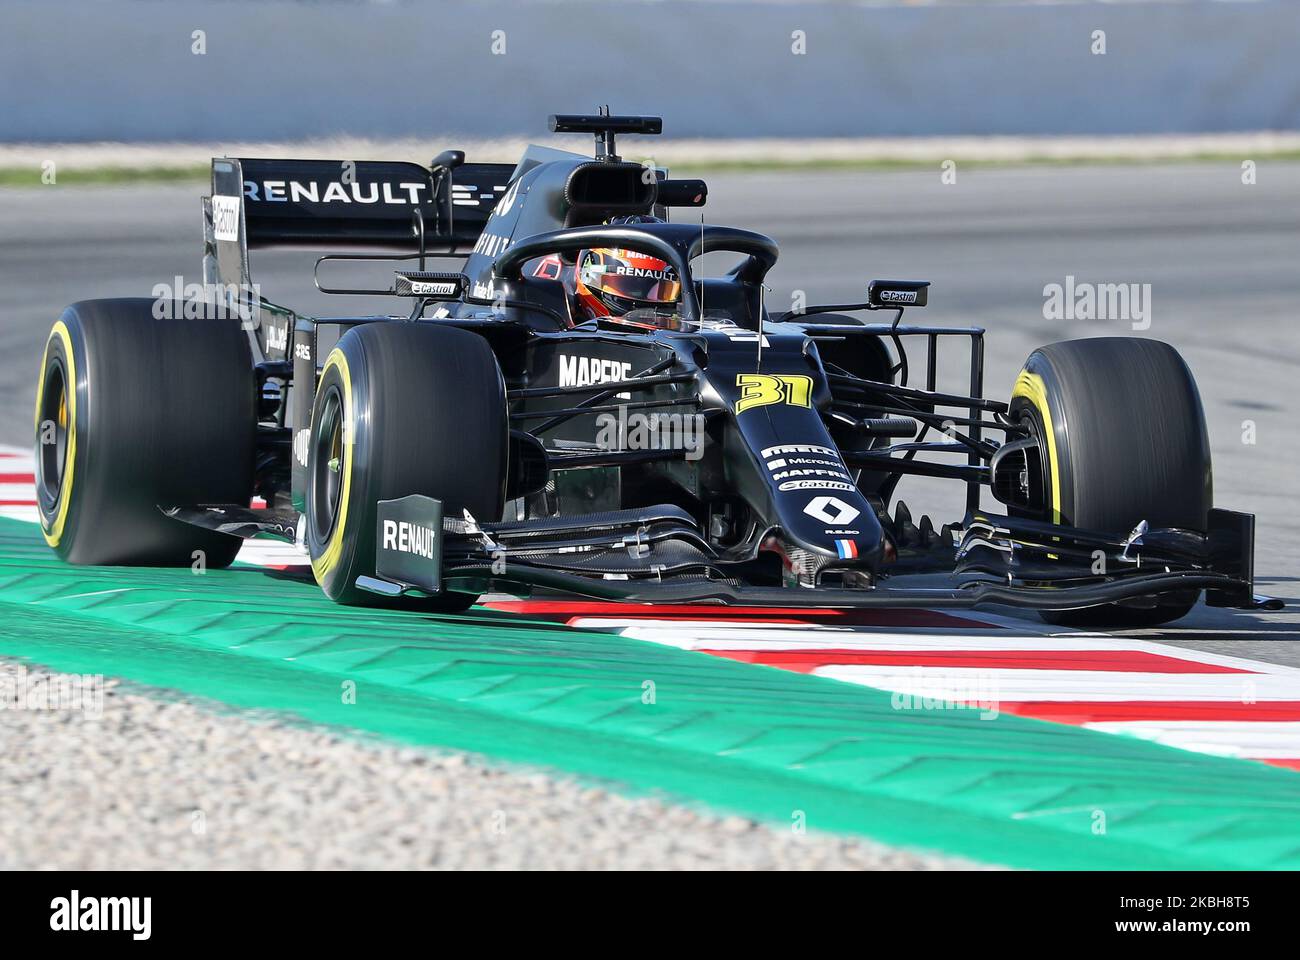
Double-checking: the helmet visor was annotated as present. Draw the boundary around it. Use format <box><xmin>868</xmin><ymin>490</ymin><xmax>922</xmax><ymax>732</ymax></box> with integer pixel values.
<box><xmin>581</xmin><ymin>249</ymin><xmax>681</xmax><ymax>305</ymax></box>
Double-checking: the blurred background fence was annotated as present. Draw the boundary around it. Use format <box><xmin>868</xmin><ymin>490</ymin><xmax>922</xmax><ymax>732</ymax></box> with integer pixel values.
<box><xmin>3</xmin><ymin>0</ymin><xmax>1298</xmax><ymax>142</ymax></box>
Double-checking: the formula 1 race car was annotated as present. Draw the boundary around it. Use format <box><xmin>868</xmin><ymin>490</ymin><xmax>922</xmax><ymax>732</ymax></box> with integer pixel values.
<box><xmin>33</xmin><ymin>111</ymin><xmax>1278</xmax><ymax>626</ymax></box>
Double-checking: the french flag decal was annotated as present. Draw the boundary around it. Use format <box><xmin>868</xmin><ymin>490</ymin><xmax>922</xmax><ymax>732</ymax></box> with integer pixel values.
<box><xmin>835</xmin><ymin>539</ymin><xmax>858</xmax><ymax>559</ymax></box>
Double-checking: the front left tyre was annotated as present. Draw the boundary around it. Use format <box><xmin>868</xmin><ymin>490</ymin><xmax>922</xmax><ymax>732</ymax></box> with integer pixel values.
<box><xmin>303</xmin><ymin>322</ymin><xmax>509</xmax><ymax>608</ymax></box>
<box><xmin>1009</xmin><ymin>336</ymin><xmax>1212</xmax><ymax>627</ymax></box>
<box><xmin>35</xmin><ymin>299</ymin><xmax>255</xmax><ymax>566</ymax></box>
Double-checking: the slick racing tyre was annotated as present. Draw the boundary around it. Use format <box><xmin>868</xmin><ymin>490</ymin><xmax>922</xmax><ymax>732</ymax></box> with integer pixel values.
<box><xmin>34</xmin><ymin>299</ymin><xmax>255</xmax><ymax>566</ymax></box>
<box><xmin>304</xmin><ymin>322</ymin><xmax>508</xmax><ymax>609</ymax></box>
<box><xmin>1010</xmin><ymin>337</ymin><xmax>1212</xmax><ymax>628</ymax></box>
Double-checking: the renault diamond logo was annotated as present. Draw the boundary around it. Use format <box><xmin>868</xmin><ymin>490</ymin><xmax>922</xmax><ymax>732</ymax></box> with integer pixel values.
<box><xmin>803</xmin><ymin>496</ymin><xmax>860</xmax><ymax>525</ymax></box>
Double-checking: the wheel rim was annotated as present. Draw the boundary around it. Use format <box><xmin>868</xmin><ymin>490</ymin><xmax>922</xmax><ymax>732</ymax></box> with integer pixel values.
<box><xmin>36</xmin><ymin>359</ymin><xmax>69</xmax><ymax>513</ymax></box>
<box><xmin>1009</xmin><ymin>400</ymin><xmax>1054</xmax><ymax>523</ymax></box>
<box><xmin>310</xmin><ymin>385</ymin><xmax>345</xmax><ymax>543</ymax></box>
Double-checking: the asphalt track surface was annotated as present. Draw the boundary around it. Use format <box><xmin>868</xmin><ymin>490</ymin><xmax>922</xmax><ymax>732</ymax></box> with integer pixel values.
<box><xmin>1</xmin><ymin>163</ymin><xmax>1297</xmax><ymax>662</ymax></box>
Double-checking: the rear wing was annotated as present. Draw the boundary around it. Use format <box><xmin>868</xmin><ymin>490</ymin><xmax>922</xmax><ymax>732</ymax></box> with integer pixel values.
<box><xmin>202</xmin><ymin>155</ymin><xmax>515</xmax><ymax>289</ymax></box>
<box><xmin>200</xmin><ymin>155</ymin><xmax>514</xmax><ymax>363</ymax></box>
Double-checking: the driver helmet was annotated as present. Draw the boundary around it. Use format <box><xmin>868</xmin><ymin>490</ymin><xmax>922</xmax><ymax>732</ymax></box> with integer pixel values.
<box><xmin>568</xmin><ymin>218</ymin><xmax>682</xmax><ymax>328</ymax></box>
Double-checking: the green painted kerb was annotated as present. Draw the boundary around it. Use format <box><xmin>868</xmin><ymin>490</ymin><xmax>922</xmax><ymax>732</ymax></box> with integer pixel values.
<box><xmin>0</xmin><ymin>518</ymin><xmax>1296</xmax><ymax>869</ymax></box>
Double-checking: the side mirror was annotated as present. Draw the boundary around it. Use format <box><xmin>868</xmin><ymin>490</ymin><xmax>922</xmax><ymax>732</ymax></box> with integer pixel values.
<box><xmin>866</xmin><ymin>279</ymin><xmax>929</xmax><ymax>309</ymax></box>
<box><xmin>657</xmin><ymin>179</ymin><xmax>708</xmax><ymax>207</ymax></box>
<box><xmin>431</xmin><ymin>150</ymin><xmax>465</xmax><ymax>173</ymax></box>
<box><xmin>394</xmin><ymin>271</ymin><xmax>466</xmax><ymax>300</ymax></box>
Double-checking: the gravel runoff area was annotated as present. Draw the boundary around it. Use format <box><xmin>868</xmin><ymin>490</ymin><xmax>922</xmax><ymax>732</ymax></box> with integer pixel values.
<box><xmin>2</xmin><ymin>131</ymin><xmax>1298</xmax><ymax>174</ymax></box>
<box><xmin>0</xmin><ymin>658</ymin><xmax>996</xmax><ymax>870</ymax></box>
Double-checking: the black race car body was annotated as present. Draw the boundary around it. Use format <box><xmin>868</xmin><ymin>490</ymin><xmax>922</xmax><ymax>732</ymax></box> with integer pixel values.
<box><xmin>37</xmin><ymin>113</ymin><xmax>1277</xmax><ymax>624</ymax></box>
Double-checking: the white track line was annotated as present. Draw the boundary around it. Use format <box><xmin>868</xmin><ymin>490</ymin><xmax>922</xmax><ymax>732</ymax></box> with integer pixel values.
<box><xmin>1081</xmin><ymin>721</ymin><xmax>1300</xmax><ymax>759</ymax></box>
<box><xmin>614</xmin><ymin>625</ymin><xmax>1138</xmax><ymax>651</ymax></box>
<box><xmin>572</xmin><ymin>619</ymin><xmax>1020</xmax><ymax>639</ymax></box>
<box><xmin>812</xmin><ymin>666</ymin><xmax>1287</xmax><ymax>702</ymax></box>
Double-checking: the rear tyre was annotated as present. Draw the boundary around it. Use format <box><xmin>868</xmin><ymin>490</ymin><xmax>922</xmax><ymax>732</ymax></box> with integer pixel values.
<box><xmin>34</xmin><ymin>299</ymin><xmax>255</xmax><ymax>566</ymax></box>
<box><xmin>1009</xmin><ymin>337</ymin><xmax>1211</xmax><ymax>628</ymax></box>
<box><xmin>304</xmin><ymin>323</ymin><xmax>508</xmax><ymax>609</ymax></box>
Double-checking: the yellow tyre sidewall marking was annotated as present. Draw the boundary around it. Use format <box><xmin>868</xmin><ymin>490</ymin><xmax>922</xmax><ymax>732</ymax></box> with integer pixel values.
<box><xmin>1011</xmin><ymin>370</ymin><xmax>1062</xmax><ymax>525</ymax></box>
<box><xmin>310</xmin><ymin>348</ymin><xmax>355</xmax><ymax>584</ymax></box>
<box><xmin>34</xmin><ymin>321</ymin><xmax>76</xmax><ymax>548</ymax></box>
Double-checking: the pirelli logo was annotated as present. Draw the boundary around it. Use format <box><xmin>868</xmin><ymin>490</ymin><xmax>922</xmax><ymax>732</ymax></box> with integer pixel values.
<box><xmin>735</xmin><ymin>374</ymin><xmax>813</xmax><ymax>414</ymax></box>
